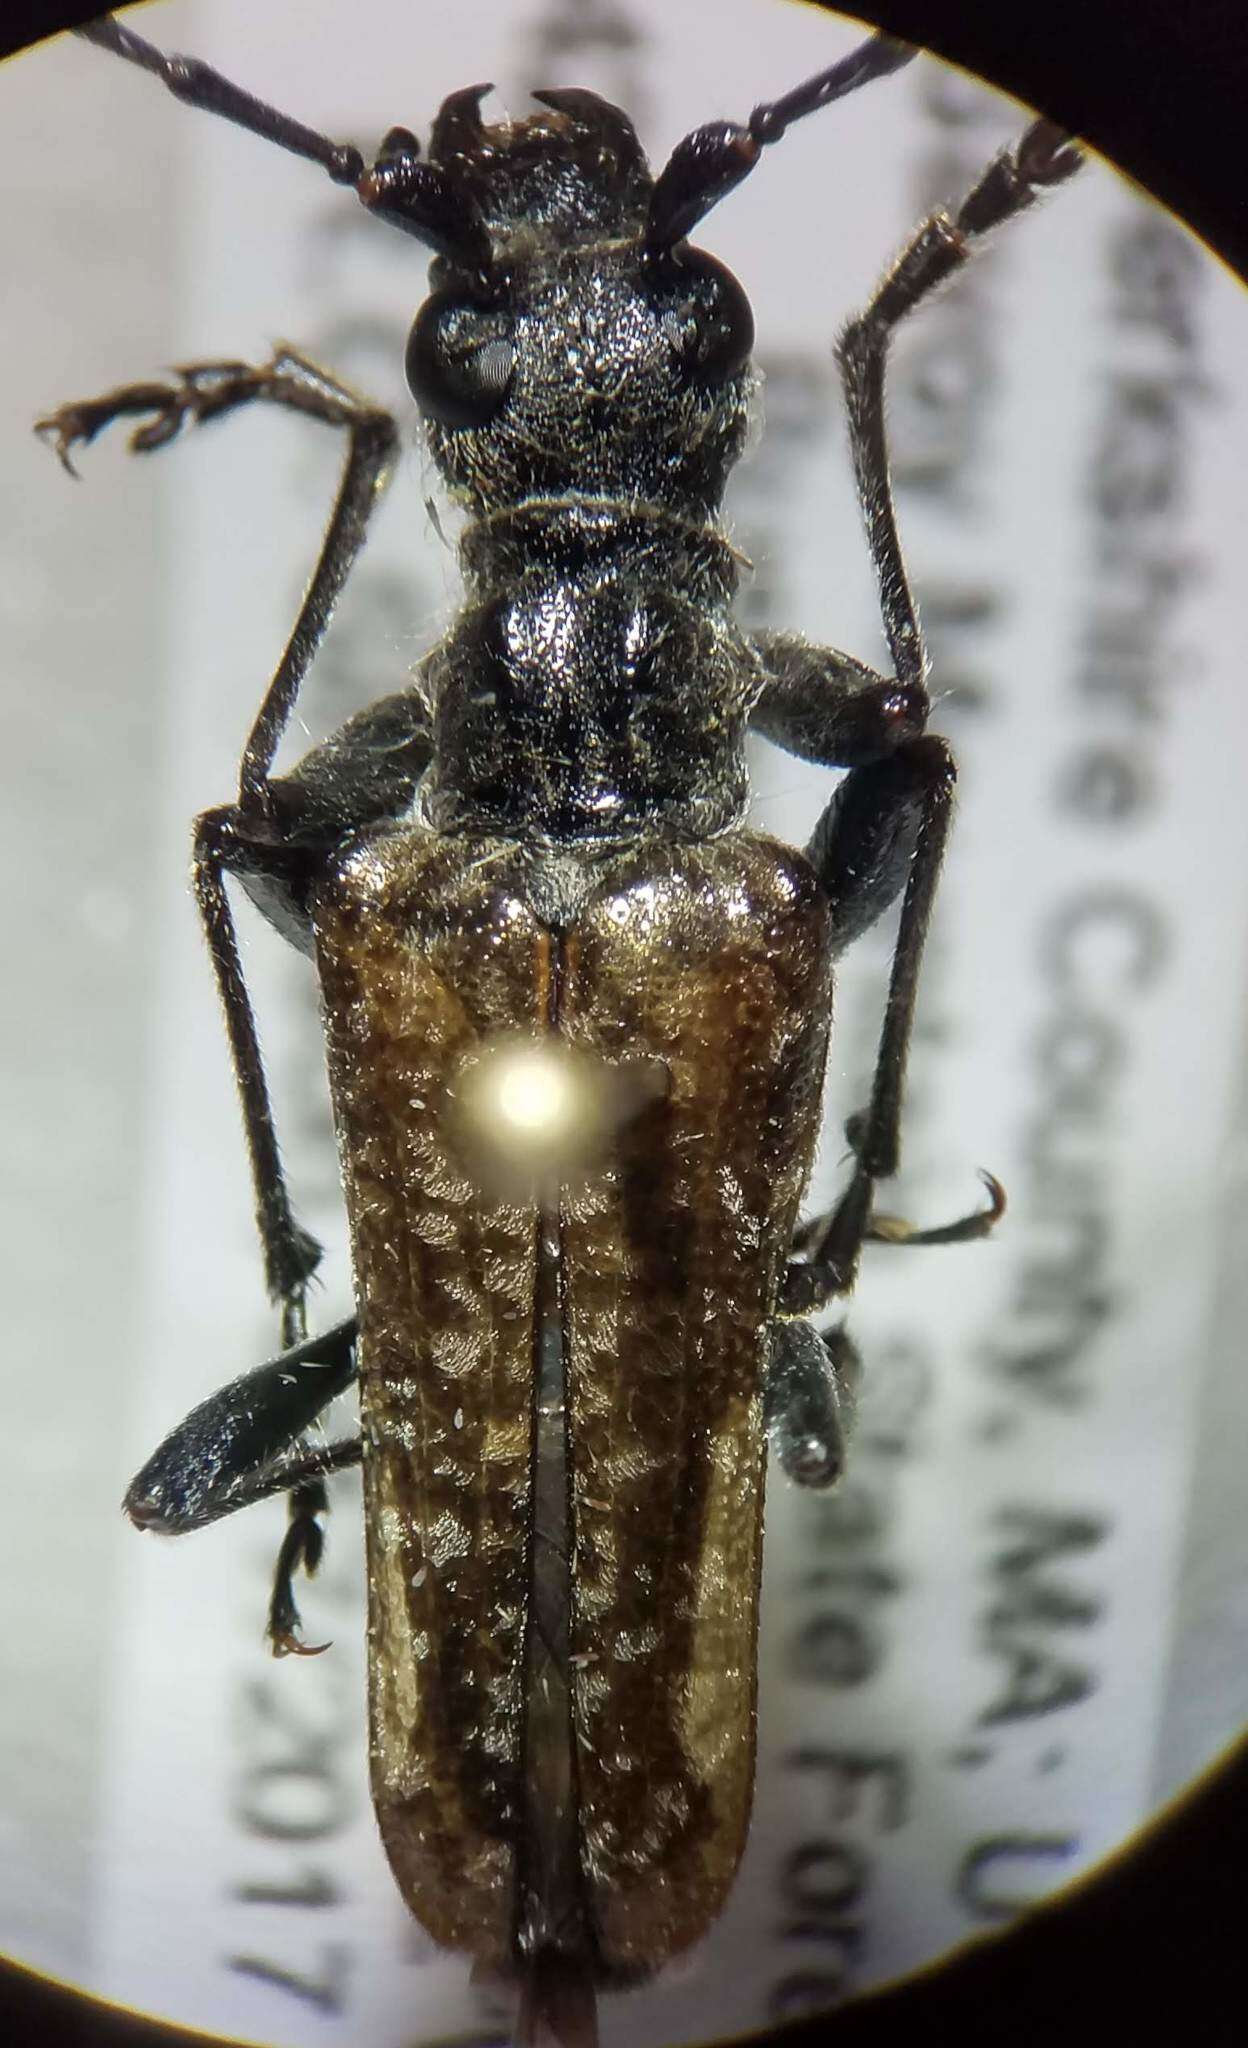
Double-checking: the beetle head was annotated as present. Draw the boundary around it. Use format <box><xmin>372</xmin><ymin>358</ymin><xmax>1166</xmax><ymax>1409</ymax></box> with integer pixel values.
<box><xmin>77</xmin><ymin>15</ymin><xmax>914</xmax><ymax>524</ymax></box>
<box><xmin>383</xmin><ymin>88</ymin><xmax>757</xmax><ymax>520</ymax></box>
<box><xmin>78</xmin><ymin>17</ymin><xmax>914</xmax><ymax>523</ymax></box>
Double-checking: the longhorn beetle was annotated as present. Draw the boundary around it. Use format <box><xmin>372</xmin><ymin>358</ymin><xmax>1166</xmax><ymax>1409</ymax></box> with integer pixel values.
<box><xmin>38</xmin><ymin>12</ymin><xmax>1082</xmax><ymax>2045</ymax></box>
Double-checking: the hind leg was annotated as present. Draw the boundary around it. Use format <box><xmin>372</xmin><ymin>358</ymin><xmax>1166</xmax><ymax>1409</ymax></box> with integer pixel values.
<box><xmin>124</xmin><ymin>1319</ymin><xmax>361</xmax><ymax>1652</ymax></box>
<box><xmin>765</xmin><ymin>1319</ymin><xmax>861</xmax><ymax>1489</ymax></box>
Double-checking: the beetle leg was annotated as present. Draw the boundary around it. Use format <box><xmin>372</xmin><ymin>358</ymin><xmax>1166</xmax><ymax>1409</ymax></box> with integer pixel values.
<box><xmin>124</xmin><ymin>1317</ymin><xmax>358</xmax><ymax>1533</ymax></box>
<box><xmin>864</xmin><ymin>1169</ymin><xmax>1006</xmax><ymax>1247</ymax></box>
<box><xmin>749</xmin><ymin>632</ymin><xmax>927</xmax><ymax>767</ymax></box>
<box><xmin>762</xmin><ymin>735</ymin><xmax>960</xmax><ymax>1315</ymax></box>
<box><xmin>124</xmin><ymin>1318</ymin><xmax>361</xmax><ymax>1652</ymax></box>
<box><xmin>192</xmin><ymin>691</ymin><xmax>435</xmax><ymax>1334</ymax></box>
<box><xmin>191</xmin><ymin>701</ymin><xmax>433</xmax><ymax>1630</ymax></box>
<box><xmin>757</xmin><ymin>132</ymin><xmax>1084</xmax><ymax>1314</ymax></box>
<box><xmin>791</xmin><ymin>1168</ymin><xmax>1004</xmax><ymax>1258</ymax></box>
<box><xmin>818</xmin><ymin>733</ymin><xmax>956</xmax><ymax>1280</ymax></box>
<box><xmin>193</xmin><ymin>813</ymin><xmax>322</xmax><ymax>1340</ymax></box>
<box><xmin>268</xmin><ymin>1481</ymin><xmax>334</xmax><ymax>1657</ymax></box>
<box><xmin>765</xmin><ymin>1320</ymin><xmax>861</xmax><ymax>1489</ymax></box>
<box><xmin>838</xmin><ymin>118</ymin><xmax>1082</xmax><ymax>693</ymax></box>
<box><xmin>37</xmin><ymin>348</ymin><xmax>400</xmax><ymax>806</ymax></box>
<box><xmin>42</xmin><ymin>349</ymin><xmax>402</xmax><ymax>1334</ymax></box>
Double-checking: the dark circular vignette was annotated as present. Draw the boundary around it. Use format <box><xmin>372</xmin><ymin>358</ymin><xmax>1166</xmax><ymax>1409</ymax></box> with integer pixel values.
<box><xmin>4</xmin><ymin>1734</ymin><xmax>1248</xmax><ymax>2042</ymax></box>
<box><xmin>812</xmin><ymin>0</ymin><xmax>1248</xmax><ymax>287</ymax></box>
<box><xmin>3</xmin><ymin>1</ymin><xmax>1247</xmax><ymax>2046</ymax></box>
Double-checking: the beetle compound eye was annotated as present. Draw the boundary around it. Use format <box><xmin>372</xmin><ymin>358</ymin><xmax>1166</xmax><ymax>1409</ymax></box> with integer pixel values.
<box><xmin>653</xmin><ymin>248</ymin><xmax>755</xmax><ymax>386</ymax></box>
<box><xmin>406</xmin><ymin>289</ymin><xmax>516</xmax><ymax>429</ymax></box>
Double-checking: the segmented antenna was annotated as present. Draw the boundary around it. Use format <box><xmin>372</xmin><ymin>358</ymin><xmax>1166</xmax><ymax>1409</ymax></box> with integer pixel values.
<box><xmin>645</xmin><ymin>32</ymin><xmax>915</xmax><ymax>249</ymax></box>
<box><xmin>77</xmin><ymin>14</ymin><xmax>915</xmax><ymax>270</ymax></box>
<box><xmin>76</xmin><ymin>13</ymin><xmax>493</xmax><ymax>273</ymax></box>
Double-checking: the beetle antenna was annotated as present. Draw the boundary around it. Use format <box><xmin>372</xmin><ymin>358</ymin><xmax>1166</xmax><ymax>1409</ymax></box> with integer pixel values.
<box><xmin>646</xmin><ymin>29</ymin><xmax>915</xmax><ymax>252</ymax></box>
<box><xmin>76</xmin><ymin>15</ymin><xmax>494</xmax><ymax>276</ymax></box>
<box><xmin>77</xmin><ymin>14</ymin><xmax>367</xmax><ymax>184</ymax></box>
<box><xmin>747</xmin><ymin>28</ymin><xmax>915</xmax><ymax>145</ymax></box>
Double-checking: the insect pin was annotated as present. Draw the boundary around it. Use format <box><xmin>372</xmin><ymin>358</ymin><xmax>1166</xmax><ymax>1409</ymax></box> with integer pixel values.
<box><xmin>38</xmin><ymin>14</ymin><xmax>1081</xmax><ymax>2046</ymax></box>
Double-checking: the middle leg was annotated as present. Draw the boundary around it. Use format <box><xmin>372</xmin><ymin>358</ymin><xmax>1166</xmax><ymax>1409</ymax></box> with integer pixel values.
<box><xmin>779</xmin><ymin>736</ymin><xmax>1000</xmax><ymax>1319</ymax></box>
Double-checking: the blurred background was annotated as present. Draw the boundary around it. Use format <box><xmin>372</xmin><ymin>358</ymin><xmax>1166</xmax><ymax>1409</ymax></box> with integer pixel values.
<box><xmin>3</xmin><ymin>2</ymin><xmax>1247</xmax><ymax>2043</ymax></box>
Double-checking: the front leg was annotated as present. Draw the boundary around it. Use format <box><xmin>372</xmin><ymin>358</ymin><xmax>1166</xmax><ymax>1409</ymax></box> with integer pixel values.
<box><xmin>40</xmin><ymin>349</ymin><xmax>403</xmax><ymax>1332</ymax></box>
<box><xmin>757</xmin><ymin>122</ymin><xmax>1081</xmax><ymax>1308</ymax></box>
<box><xmin>755</xmin><ymin>648</ymin><xmax>997</xmax><ymax>1312</ymax></box>
<box><xmin>36</xmin><ymin>347</ymin><xmax>400</xmax><ymax>803</ymax></box>
<box><xmin>838</xmin><ymin>118</ymin><xmax>1082</xmax><ymax>693</ymax></box>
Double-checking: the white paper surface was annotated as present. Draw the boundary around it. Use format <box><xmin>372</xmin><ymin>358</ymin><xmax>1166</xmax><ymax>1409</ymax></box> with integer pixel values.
<box><xmin>3</xmin><ymin>3</ymin><xmax>1247</xmax><ymax>2043</ymax></box>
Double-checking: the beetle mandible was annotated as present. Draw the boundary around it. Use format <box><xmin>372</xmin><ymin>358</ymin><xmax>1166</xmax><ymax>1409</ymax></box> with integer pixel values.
<box><xmin>38</xmin><ymin>11</ymin><xmax>1082</xmax><ymax>2044</ymax></box>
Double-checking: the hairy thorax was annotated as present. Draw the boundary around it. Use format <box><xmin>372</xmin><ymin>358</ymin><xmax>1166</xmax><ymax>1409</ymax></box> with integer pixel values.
<box><xmin>419</xmin><ymin>498</ymin><xmax>759</xmax><ymax>840</ymax></box>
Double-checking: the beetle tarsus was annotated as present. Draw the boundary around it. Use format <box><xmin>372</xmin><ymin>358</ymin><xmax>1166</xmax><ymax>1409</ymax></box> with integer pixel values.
<box><xmin>866</xmin><ymin>1168</ymin><xmax>1007</xmax><ymax>1247</ymax></box>
<box><xmin>34</xmin><ymin>364</ymin><xmax>253</xmax><ymax>471</ymax></box>
<box><xmin>266</xmin><ymin>1477</ymin><xmax>331</xmax><ymax>1656</ymax></box>
<box><xmin>271</xmin><ymin>1629</ymin><xmax>332</xmax><ymax>1659</ymax></box>
<box><xmin>791</xmin><ymin>1165</ymin><xmax>1006</xmax><ymax>1264</ymax></box>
